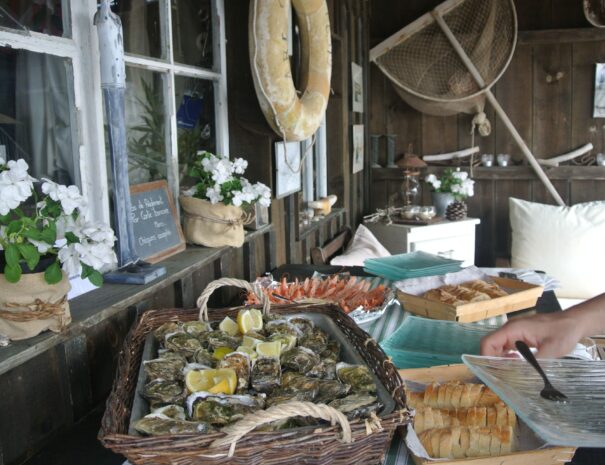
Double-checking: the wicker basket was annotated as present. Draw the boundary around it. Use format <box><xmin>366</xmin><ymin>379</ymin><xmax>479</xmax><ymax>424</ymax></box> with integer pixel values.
<box><xmin>99</xmin><ymin>278</ymin><xmax>411</xmax><ymax>465</ymax></box>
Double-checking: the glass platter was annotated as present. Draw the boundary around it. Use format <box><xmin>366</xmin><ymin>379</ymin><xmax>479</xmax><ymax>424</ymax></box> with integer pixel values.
<box><xmin>463</xmin><ymin>355</ymin><xmax>605</xmax><ymax>447</ymax></box>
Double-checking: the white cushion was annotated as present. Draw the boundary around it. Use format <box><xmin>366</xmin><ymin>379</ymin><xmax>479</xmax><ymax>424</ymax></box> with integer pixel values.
<box><xmin>510</xmin><ymin>198</ymin><xmax>605</xmax><ymax>299</ymax></box>
<box><xmin>330</xmin><ymin>224</ymin><xmax>391</xmax><ymax>267</ymax></box>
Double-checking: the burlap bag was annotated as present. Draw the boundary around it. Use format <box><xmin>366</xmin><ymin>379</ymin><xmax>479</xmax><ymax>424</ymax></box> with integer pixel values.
<box><xmin>180</xmin><ymin>196</ymin><xmax>252</xmax><ymax>248</ymax></box>
<box><xmin>0</xmin><ymin>272</ymin><xmax>71</xmax><ymax>341</ymax></box>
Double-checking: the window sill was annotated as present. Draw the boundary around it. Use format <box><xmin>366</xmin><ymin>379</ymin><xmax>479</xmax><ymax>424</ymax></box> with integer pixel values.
<box><xmin>0</xmin><ymin>225</ymin><xmax>272</xmax><ymax>376</ymax></box>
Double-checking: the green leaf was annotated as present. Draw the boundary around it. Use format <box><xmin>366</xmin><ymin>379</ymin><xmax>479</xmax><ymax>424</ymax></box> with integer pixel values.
<box><xmin>81</xmin><ymin>263</ymin><xmax>93</xmax><ymax>279</ymax></box>
<box><xmin>17</xmin><ymin>243</ymin><xmax>40</xmax><ymax>271</ymax></box>
<box><xmin>44</xmin><ymin>261</ymin><xmax>63</xmax><ymax>285</ymax></box>
<box><xmin>65</xmin><ymin>232</ymin><xmax>80</xmax><ymax>244</ymax></box>
<box><xmin>5</xmin><ymin>243</ymin><xmax>20</xmax><ymax>268</ymax></box>
<box><xmin>4</xmin><ymin>263</ymin><xmax>21</xmax><ymax>283</ymax></box>
<box><xmin>0</xmin><ymin>213</ymin><xmax>11</xmax><ymax>225</ymax></box>
<box><xmin>40</xmin><ymin>223</ymin><xmax>57</xmax><ymax>244</ymax></box>
<box><xmin>23</xmin><ymin>228</ymin><xmax>42</xmax><ymax>241</ymax></box>
<box><xmin>6</xmin><ymin>220</ymin><xmax>23</xmax><ymax>236</ymax></box>
<box><xmin>88</xmin><ymin>270</ymin><xmax>103</xmax><ymax>287</ymax></box>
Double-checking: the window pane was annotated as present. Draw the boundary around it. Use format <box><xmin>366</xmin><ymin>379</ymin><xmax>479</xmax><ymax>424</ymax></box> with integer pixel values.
<box><xmin>0</xmin><ymin>47</ymin><xmax>78</xmax><ymax>185</ymax></box>
<box><xmin>172</xmin><ymin>0</ymin><xmax>213</xmax><ymax>69</ymax></box>
<box><xmin>112</xmin><ymin>0</ymin><xmax>162</xmax><ymax>59</ymax></box>
<box><xmin>174</xmin><ymin>76</ymin><xmax>215</xmax><ymax>183</ymax></box>
<box><xmin>0</xmin><ymin>0</ymin><xmax>70</xmax><ymax>37</ymax></box>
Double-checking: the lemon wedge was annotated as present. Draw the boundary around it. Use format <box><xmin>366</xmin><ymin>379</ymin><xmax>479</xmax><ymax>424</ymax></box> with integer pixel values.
<box><xmin>237</xmin><ymin>309</ymin><xmax>263</xmax><ymax>334</ymax></box>
<box><xmin>236</xmin><ymin>345</ymin><xmax>258</xmax><ymax>360</ymax></box>
<box><xmin>242</xmin><ymin>335</ymin><xmax>263</xmax><ymax>348</ymax></box>
<box><xmin>219</xmin><ymin>316</ymin><xmax>240</xmax><ymax>336</ymax></box>
<box><xmin>213</xmin><ymin>346</ymin><xmax>234</xmax><ymax>360</ymax></box>
<box><xmin>185</xmin><ymin>368</ymin><xmax>237</xmax><ymax>394</ymax></box>
<box><xmin>185</xmin><ymin>369</ymin><xmax>213</xmax><ymax>393</ymax></box>
<box><xmin>208</xmin><ymin>378</ymin><xmax>230</xmax><ymax>394</ymax></box>
<box><xmin>256</xmin><ymin>341</ymin><xmax>282</xmax><ymax>358</ymax></box>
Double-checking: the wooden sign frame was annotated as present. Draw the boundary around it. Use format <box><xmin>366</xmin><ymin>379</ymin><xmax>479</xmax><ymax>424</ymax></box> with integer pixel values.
<box><xmin>129</xmin><ymin>180</ymin><xmax>186</xmax><ymax>263</ymax></box>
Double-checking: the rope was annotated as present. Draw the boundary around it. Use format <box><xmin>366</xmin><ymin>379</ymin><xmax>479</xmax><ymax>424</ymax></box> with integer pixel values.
<box><xmin>364</xmin><ymin>412</ymin><xmax>383</xmax><ymax>435</ymax></box>
<box><xmin>363</xmin><ymin>207</ymin><xmax>405</xmax><ymax>226</ymax></box>
<box><xmin>196</xmin><ymin>278</ymin><xmax>270</xmax><ymax>321</ymax></box>
<box><xmin>184</xmin><ymin>210</ymin><xmax>255</xmax><ymax>228</ymax></box>
<box><xmin>470</xmin><ymin>111</ymin><xmax>491</xmax><ymax>177</ymax></box>
<box><xmin>0</xmin><ymin>297</ymin><xmax>67</xmax><ymax>323</ymax></box>
<box><xmin>209</xmin><ymin>401</ymin><xmax>353</xmax><ymax>456</ymax></box>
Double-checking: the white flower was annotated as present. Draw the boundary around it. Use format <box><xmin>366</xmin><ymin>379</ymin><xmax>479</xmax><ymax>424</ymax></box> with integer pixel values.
<box><xmin>0</xmin><ymin>160</ymin><xmax>35</xmax><ymax>215</ymax></box>
<box><xmin>28</xmin><ymin>239</ymin><xmax>52</xmax><ymax>254</ymax></box>
<box><xmin>452</xmin><ymin>170</ymin><xmax>469</xmax><ymax>181</ymax></box>
<box><xmin>254</xmin><ymin>183</ymin><xmax>272</xmax><ymax>207</ymax></box>
<box><xmin>59</xmin><ymin>244</ymin><xmax>82</xmax><ymax>276</ymax></box>
<box><xmin>81</xmin><ymin>224</ymin><xmax>116</xmax><ymax>247</ymax></box>
<box><xmin>462</xmin><ymin>178</ymin><xmax>475</xmax><ymax>197</ymax></box>
<box><xmin>41</xmin><ymin>180</ymin><xmax>87</xmax><ymax>215</ymax></box>
<box><xmin>432</xmin><ymin>180</ymin><xmax>442</xmax><ymax>190</ymax></box>
<box><xmin>425</xmin><ymin>174</ymin><xmax>437</xmax><ymax>184</ymax></box>
<box><xmin>233</xmin><ymin>158</ymin><xmax>248</xmax><ymax>175</ymax></box>
<box><xmin>206</xmin><ymin>185</ymin><xmax>224</xmax><ymax>204</ymax></box>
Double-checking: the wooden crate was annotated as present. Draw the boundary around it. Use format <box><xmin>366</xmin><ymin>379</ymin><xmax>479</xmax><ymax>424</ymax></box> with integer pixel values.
<box><xmin>398</xmin><ymin>364</ymin><xmax>576</xmax><ymax>465</ymax></box>
<box><xmin>397</xmin><ymin>277</ymin><xmax>544</xmax><ymax>323</ymax></box>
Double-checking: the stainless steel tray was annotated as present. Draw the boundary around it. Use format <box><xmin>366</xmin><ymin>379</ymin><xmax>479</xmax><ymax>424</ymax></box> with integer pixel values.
<box><xmin>129</xmin><ymin>312</ymin><xmax>396</xmax><ymax>435</ymax></box>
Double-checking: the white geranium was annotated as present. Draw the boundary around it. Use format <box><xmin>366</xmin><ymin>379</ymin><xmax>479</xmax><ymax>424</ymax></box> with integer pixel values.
<box><xmin>425</xmin><ymin>168</ymin><xmax>474</xmax><ymax>200</ymax></box>
<box><xmin>0</xmin><ymin>159</ymin><xmax>35</xmax><ymax>215</ymax></box>
<box><xmin>58</xmin><ymin>244</ymin><xmax>82</xmax><ymax>276</ymax></box>
<box><xmin>233</xmin><ymin>158</ymin><xmax>248</xmax><ymax>175</ymax></box>
<box><xmin>41</xmin><ymin>179</ymin><xmax>87</xmax><ymax>216</ymax></box>
<box><xmin>206</xmin><ymin>185</ymin><xmax>224</xmax><ymax>204</ymax></box>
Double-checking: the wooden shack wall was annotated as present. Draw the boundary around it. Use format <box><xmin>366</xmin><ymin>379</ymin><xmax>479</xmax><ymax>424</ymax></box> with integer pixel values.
<box><xmin>369</xmin><ymin>0</ymin><xmax>605</xmax><ymax>265</ymax></box>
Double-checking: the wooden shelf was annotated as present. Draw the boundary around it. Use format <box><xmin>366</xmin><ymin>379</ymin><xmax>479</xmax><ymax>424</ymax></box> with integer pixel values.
<box><xmin>518</xmin><ymin>27</ymin><xmax>605</xmax><ymax>45</ymax></box>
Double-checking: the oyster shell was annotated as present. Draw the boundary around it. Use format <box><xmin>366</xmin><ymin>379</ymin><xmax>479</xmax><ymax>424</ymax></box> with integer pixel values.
<box><xmin>142</xmin><ymin>379</ymin><xmax>187</xmax><ymax>407</ymax></box>
<box><xmin>315</xmin><ymin>379</ymin><xmax>351</xmax><ymax>404</ymax></box>
<box><xmin>320</xmin><ymin>339</ymin><xmax>341</xmax><ymax>362</ymax></box>
<box><xmin>183</xmin><ymin>321</ymin><xmax>212</xmax><ymax>337</ymax></box>
<box><xmin>280</xmin><ymin>372</ymin><xmax>319</xmax><ymax>398</ymax></box>
<box><xmin>244</xmin><ymin>330</ymin><xmax>266</xmax><ymax>341</ymax></box>
<box><xmin>266</xmin><ymin>390</ymin><xmax>315</xmax><ymax>407</ymax></box>
<box><xmin>280</xmin><ymin>346</ymin><xmax>320</xmax><ymax>375</ymax></box>
<box><xmin>206</xmin><ymin>330</ymin><xmax>242</xmax><ymax>350</ymax></box>
<box><xmin>164</xmin><ymin>333</ymin><xmax>202</xmax><ymax>358</ymax></box>
<box><xmin>144</xmin><ymin>357</ymin><xmax>186</xmax><ymax>382</ymax></box>
<box><xmin>154</xmin><ymin>322</ymin><xmax>181</xmax><ymax>342</ymax></box>
<box><xmin>265</xmin><ymin>320</ymin><xmax>302</xmax><ymax>338</ymax></box>
<box><xmin>298</xmin><ymin>327</ymin><xmax>329</xmax><ymax>353</ymax></box>
<box><xmin>218</xmin><ymin>352</ymin><xmax>251</xmax><ymax>391</ymax></box>
<box><xmin>251</xmin><ymin>356</ymin><xmax>281</xmax><ymax>392</ymax></box>
<box><xmin>328</xmin><ymin>393</ymin><xmax>383</xmax><ymax>419</ymax></box>
<box><xmin>268</xmin><ymin>333</ymin><xmax>297</xmax><ymax>352</ymax></box>
<box><xmin>157</xmin><ymin>350</ymin><xmax>187</xmax><ymax>363</ymax></box>
<box><xmin>151</xmin><ymin>404</ymin><xmax>186</xmax><ymax>420</ymax></box>
<box><xmin>134</xmin><ymin>413</ymin><xmax>212</xmax><ymax>436</ymax></box>
<box><xmin>336</xmin><ymin>363</ymin><xmax>376</xmax><ymax>393</ymax></box>
<box><xmin>288</xmin><ymin>317</ymin><xmax>314</xmax><ymax>334</ymax></box>
<box><xmin>187</xmin><ymin>392</ymin><xmax>265</xmax><ymax>425</ymax></box>
<box><xmin>192</xmin><ymin>347</ymin><xmax>215</xmax><ymax>366</ymax></box>
<box><xmin>182</xmin><ymin>362</ymin><xmax>213</xmax><ymax>377</ymax></box>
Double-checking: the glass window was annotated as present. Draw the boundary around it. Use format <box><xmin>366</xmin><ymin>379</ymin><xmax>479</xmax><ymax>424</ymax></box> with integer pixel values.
<box><xmin>122</xmin><ymin>67</ymin><xmax>167</xmax><ymax>184</ymax></box>
<box><xmin>174</xmin><ymin>76</ymin><xmax>215</xmax><ymax>182</ymax></box>
<box><xmin>0</xmin><ymin>0</ymin><xmax>70</xmax><ymax>37</ymax></box>
<box><xmin>171</xmin><ymin>0</ymin><xmax>213</xmax><ymax>69</ymax></box>
<box><xmin>0</xmin><ymin>47</ymin><xmax>78</xmax><ymax>185</ymax></box>
<box><xmin>111</xmin><ymin>0</ymin><xmax>162</xmax><ymax>59</ymax></box>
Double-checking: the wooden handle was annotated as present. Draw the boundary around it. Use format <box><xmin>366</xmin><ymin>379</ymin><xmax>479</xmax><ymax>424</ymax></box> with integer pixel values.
<box><xmin>196</xmin><ymin>278</ymin><xmax>270</xmax><ymax>321</ymax></box>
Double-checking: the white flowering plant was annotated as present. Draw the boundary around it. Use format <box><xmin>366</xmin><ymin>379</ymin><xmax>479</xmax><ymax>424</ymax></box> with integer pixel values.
<box><xmin>185</xmin><ymin>151</ymin><xmax>272</xmax><ymax>208</ymax></box>
<box><xmin>425</xmin><ymin>168</ymin><xmax>475</xmax><ymax>200</ymax></box>
<box><xmin>0</xmin><ymin>158</ymin><xmax>116</xmax><ymax>286</ymax></box>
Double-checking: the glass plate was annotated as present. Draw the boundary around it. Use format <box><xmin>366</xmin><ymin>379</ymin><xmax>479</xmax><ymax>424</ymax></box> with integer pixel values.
<box><xmin>462</xmin><ymin>355</ymin><xmax>605</xmax><ymax>447</ymax></box>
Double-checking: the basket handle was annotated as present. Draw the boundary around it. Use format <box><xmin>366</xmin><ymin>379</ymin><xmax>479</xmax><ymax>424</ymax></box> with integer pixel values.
<box><xmin>196</xmin><ymin>277</ymin><xmax>270</xmax><ymax>321</ymax></box>
<box><xmin>209</xmin><ymin>401</ymin><xmax>352</xmax><ymax>455</ymax></box>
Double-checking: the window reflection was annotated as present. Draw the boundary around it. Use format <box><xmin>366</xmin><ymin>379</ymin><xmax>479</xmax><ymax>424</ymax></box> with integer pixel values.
<box><xmin>111</xmin><ymin>0</ymin><xmax>162</xmax><ymax>59</ymax></box>
<box><xmin>0</xmin><ymin>0</ymin><xmax>69</xmax><ymax>37</ymax></box>
<box><xmin>172</xmin><ymin>0</ymin><xmax>213</xmax><ymax>69</ymax></box>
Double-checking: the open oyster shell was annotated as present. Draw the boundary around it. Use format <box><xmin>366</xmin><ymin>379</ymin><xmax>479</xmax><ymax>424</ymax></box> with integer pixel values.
<box><xmin>268</xmin><ymin>333</ymin><xmax>297</xmax><ymax>352</ymax></box>
<box><xmin>265</xmin><ymin>320</ymin><xmax>302</xmax><ymax>338</ymax></box>
<box><xmin>266</xmin><ymin>390</ymin><xmax>316</xmax><ymax>408</ymax></box>
<box><xmin>320</xmin><ymin>339</ymin><xmax>341</xmax><ymax>362</ymax></box>
<box><xmin>183</xmin><ymin>321</ymin><xmax>212</xmax><ymax>337</ymax></box>
<box><xmin>151</xmin><ymin>404</ymin><xmax>186</xmax><ymax>420</ymax></box>
<box><xmin>164</xmin><ymin>332</ymin><xmax>202</xmax><ymax>358</ymax></box>
<box><xmin>280</xmin><ymin>346</ymin><xmax>320</xmax><ymax>375</ymax></box>
<box><xmin>144</xmin><ymin>357</ymin><xmax>186</xmax><ymax>382</ymax></box>
<box><xmin>192</xmin><ymin>347</ymin><xmax>215</xmax><ymax>366</ymax></box>
<box><xmin>186</xmin><ymin>392</ymin><xmax>265</xmax><ymax>425</ymax></box>
<box><xmin>336</xmin><ymin>362</ymin><xmax>377</xmax><ymax>393</ymax></box>
<box><xmin>315</xmin><ymin>378</ymin><xmax>351</xmax><ymax>404</ymax></box>
<box><xmin>134</xmin><ymin>413</ymin><xmax>212</xmax><ymax>436</ymax></box>
<box><xmin>288</xmin><ymin>317</ymin><xmax>314</xmax><ymax>334</ymax></box>
<box><xmin>154</xmin><ymin>322</ymin><xmax>181</xmax><ymax>342</ymax></box>
<box><xmin>328</xmin><ymin>393</ymin><xmax>383</xmax><ymax>419</ymax></box>
<box><xmin>280</xmin><ymin>372</ymin><xmax>319</xmax><ymax>398</ymax></box>
<box><xmin>143</xmin><ymin>379</ymin><xmax>187</xmax><ymax>407</ymax></box>
<box><xmin>205</xmin><ymin>330</ymin><xmax>242</xmax><ymax>350</ymax></box>
<box><xmin>251</xmin><ymin>356</ymin><xmax>281</xmax><ymax>392</ymax></box>
<box><xmin>298</xmin><ymin>327</ymin><xmax>329</xmax><ymax>353</ymax></box>
<box><xmin>218</xmin><ymin>352</ymin><xmax>251</xmax><ymax>391</ymax></box>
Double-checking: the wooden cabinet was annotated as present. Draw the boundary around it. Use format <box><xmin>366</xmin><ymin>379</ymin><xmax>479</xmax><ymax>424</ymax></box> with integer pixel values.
<box><xmin>365</xmin><ymin>218</ymin><xmax>480</xmax><ymax>266</ymax></box>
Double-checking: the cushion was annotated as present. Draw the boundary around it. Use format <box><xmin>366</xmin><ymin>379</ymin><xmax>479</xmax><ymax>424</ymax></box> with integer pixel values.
<box><xmin>330</xmin><ymin>224</ymin><xmax>391</xmax><ymax>267</ymax></box>
<box><xmin>510</xmin><ymin>198</ymin><xmax>605</xmax><ymax>299</ymax></box>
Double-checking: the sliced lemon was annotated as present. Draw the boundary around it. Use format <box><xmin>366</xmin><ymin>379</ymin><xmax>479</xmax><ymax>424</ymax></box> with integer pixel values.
<box><xmin>212</xmin><ymin>368</ymin><xmax>237</xmax><ymax>394</ymax></box>
<box><xmin>219</xmin><ymin>316</ymin><xmax>240</xmax><ymax>336</ymax></box>
<box><xmin>270</xmin><ymin>333</ymin><xmax>297</xmax><ymax>352</ymax></box>
<box><xmin>185</xmin><ymin>369</ymin><xmax>213</xmax><ymax>393</ymax></box>
<box><xmin>256</xmin><ymin>340</ymin><xmax>282</xmax><ymax>358</ymax></box>
<box><xmin>208</xmin><ymin>378</ymin><xmax>230</xmax><ymax>394</ymax></box>
<box><xmin>185</xmin><ymin>368</ymin><xmax>237</xmax><ymax>394</ymax></box>
<box><xmin>213</xmin><ymin>346</ymin><xmax>234</xmax><ymax>360</ymax></box>
<box><xmin>242</xmin><ymin>335</ymin><xmax>263</xmax><ymax>348</ymax></box>
<box><xmin>236</xmin><ymin>345</ymin><xmax>258</xmax><ymax>360</ymax></box>
<box><xmin>248</xmin><ymin>309</ymin><xmax>264</xmax><ymax>331</ymax></box>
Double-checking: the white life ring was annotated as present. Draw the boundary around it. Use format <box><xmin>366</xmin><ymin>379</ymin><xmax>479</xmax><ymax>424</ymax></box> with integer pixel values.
<box><xmin>249</xmin><ymin>0</ymin><xmax>332</xmax><ymax>141</ymax></box>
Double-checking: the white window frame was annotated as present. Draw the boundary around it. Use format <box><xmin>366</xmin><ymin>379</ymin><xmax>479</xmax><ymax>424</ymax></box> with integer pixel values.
<box><xmin>0</xmin><ymin>0</ymin><xmax>229</xmax><ymax>225</ymax></box>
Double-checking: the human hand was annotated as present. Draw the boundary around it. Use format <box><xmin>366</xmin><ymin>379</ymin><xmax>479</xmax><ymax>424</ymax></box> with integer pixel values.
<box><xmin>480</xmin><ymin>312</ymin><xmax>585</xmax><ymax>359</ymax></box>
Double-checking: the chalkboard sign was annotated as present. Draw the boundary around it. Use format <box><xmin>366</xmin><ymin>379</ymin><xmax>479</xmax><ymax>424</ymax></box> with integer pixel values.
<box><xmin>130</xmin><ymin>181</ymin><xmax>186</xmax><ymax>263</ymax></box>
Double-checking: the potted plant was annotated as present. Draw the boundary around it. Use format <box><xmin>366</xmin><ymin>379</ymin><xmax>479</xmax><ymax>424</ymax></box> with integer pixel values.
<box><xmin>180</xmin><ymin>151</ymin><xmax>271</xmax><ymax>248</ymax></box>
<box><xmin>425</xmin><ymin>168</ymin><xmax>475</xmax><ymax>219</ymax></box>
<box><xmin>0</xmin><ymin>158</ymin><xmax>117</xmax><ymax>340</ymax></box>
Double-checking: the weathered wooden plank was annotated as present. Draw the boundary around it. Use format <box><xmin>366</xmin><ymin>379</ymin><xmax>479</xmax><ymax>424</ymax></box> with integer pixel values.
<box><xmin>62</xmin><ymin>335</ymin><xmax>93</xmax><ymax>422</ymax></box>
<box><xmin>532</xmin><ymin>179</ymin><xmax>570</xmax><ymax>205</ymax></box>
<box><xmin>570</xmin><ymin>179</ymin><xmax>605</xmax><ymax>203</ymax></box>
<box><xmin>514</xmin><ymin>0</ymin><xmax>552</xmax><ymax>31</ymax></box>
<box><xmin>421</xmin><ymin>114</ymin><xmax>458</xmax><ymax>155</ymax></box>
<box><xmin>243</xmin><ymin>241</ymin><xmax>257</xmax><ymax>282</ymax></box>
<box><xmin>518</xmin><ymin>28</ymin><xmax>605</xmax><ymax>45</ymax></box>
<box><xmin>493</xmin><ymin>180</ymin><xmax>532</xmax><ymax>260</ymax></box>
<box><xmin>174</xmin><ymin>275</ymin><xmax>195</xmax><ymax>309</ymax></box>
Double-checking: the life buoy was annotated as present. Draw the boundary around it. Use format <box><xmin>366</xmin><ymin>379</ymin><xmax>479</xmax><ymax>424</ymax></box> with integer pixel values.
<box><xmin>249</xmin><ymin>0</ymin><xmax>332</xmax><ymax>141</ymax></box>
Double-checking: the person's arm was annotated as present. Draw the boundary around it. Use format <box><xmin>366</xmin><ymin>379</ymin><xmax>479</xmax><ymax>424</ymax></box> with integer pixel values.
<box><xmin>480</xmin><ymin>292</ymin><xmax>605</xmax><ymax>358</ymax></box>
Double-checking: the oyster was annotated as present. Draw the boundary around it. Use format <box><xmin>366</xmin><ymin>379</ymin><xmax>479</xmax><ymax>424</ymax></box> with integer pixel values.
<box><xmin>134</xmin><ymin>413</ymin><xmax>212</xmax><ymax>436</ymax></box>
<box><xmin>288</xmin><ymin>317</ymin><xmax>314</xmax><ymax>334</ymax></box>
<box><xmin>251</xmin><ymin>357</ymin><xmax>281</xmax><ymax>392</ymax></box>
<box><xmin>320</xmin><ymin>339</ymin><xmax>341</xmax><ymax>362</ymax></box>
<box><xmin>280</xmin><ymin>372</ymin><xmax>319</xmax><ymax>398</ymax></box>
<box><xmin>182</xmin><ymin>362</ymin><xmax>213</xmax><ymax>377</ymax></box>
<box><xmin>265</xmin><ymin>320</ymin><xmax>302</xmax><ymax>338</ymax></box>
<box><xmin>244</xmin><ymin>330</ymin><xmax>266</xmax><ymax>342</ymax></box>
<box><xmin>315</xmin><ymin>379</ymin><xmax>351</xmax><ymax>404</ymax></box>
<box><xmin>268</xmin><ymin>333</ymin><xmax>297</xmax><ymax>352</ymax></box>
<box><xmin>183</xmin><ymin>321</ymin><xmax>212</xmax><ymax>337</ymax></box>
<box><xmin>164</xmin><ymin>332</ymin><xmax>202</xmax><ymax>358</ymax></box>
<box><xmin>144</xmin><ymin>357</ymin><xmax>186</xmax><ymax>382</ymax></box>
<box><xmin>328</xmin><ymin>393</ymin><xmax>383</xmax><ymax>419</ymax></box>
<box><xmin>298</xmin><ymin>327</ymin><xmax>329</xmax><ymax>353</ymax></box>
<box><xmin>280</xmin><ymin>346</ymin><xmax>320</xmax><ymax>375</ymax></box>
<box><xmin>142</xmin><ymin>379</ymin><xmax>187</xmax><ymax>407</ymax></box>
<box><xmin>266</xmin><ymin>390</ymin><xmax>315</xmax><ymax>407</ymax></box>
<box><xmin>255</xmin><ymin>416</ymin><xmax>319</xmax><ymax>432</ymax></box>
<box><xmin>154</xmin><ymin>322</ymin><xmax>181</xmax><ymax>342</ymax></box>
<box><xmin>187</xmin><ymin>392</ymin><xmax>265</xmax><ymax>425</ymax></box>
<box><xmin>157</xmin><ymin>350</ymin><xmax>187</xmax><ymax>363</ymax></box>
<box><xmin>336</xmin><ymin>363</ymin><xmax>376</xmax><ymax>393</ymax></box>
<box><xmin>206</xmin><ymin>330</ymin><xmax>242</xmax><ymax>350</ymax></box>
<box><xmin>151</xmin><ymin>404</ymin><xmax>186</xmax><ymax>420</ymax></box>
<box><xmin>218</xmin><ymin>352</ymin><xmax>251</xmax><ymax>391</ymax></box>
<box><xmin>192</xmin><ymin>347</ymin><xmax>215</xmax><ymax>367</ymax></box>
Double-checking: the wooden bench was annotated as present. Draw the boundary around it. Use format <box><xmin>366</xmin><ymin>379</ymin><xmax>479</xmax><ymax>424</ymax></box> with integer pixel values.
<box><xmin>310</xmin><ymin>227</ymin><xmax>352</xmax><ymax>265</ymax></box>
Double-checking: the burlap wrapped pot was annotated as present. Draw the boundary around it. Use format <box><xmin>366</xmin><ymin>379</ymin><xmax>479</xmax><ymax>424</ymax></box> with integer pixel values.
<box><xmin>0</xmin><ymin>272</ymin><xmax>71</xmax><ymax>341</ymax></box>
<box><xmin>180</xmin><ymin>196</ymin><xmax>252</xmax><ymax>248</ymax></box>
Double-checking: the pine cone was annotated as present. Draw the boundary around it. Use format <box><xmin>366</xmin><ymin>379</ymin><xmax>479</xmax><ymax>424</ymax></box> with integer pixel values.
<box><xmin>445</xmin><ymin>200</ymin><xmax>467</xmax><ymax>221</ymax></box>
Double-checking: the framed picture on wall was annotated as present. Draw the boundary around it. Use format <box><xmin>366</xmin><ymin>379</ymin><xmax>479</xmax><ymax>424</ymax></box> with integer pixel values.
<box><xmin>352</xmin><ymin>124</ymin><xmax>364</xmax><ymax>173</ymax></box>
<box><xmin>351</xmin><ymin>62</ymin><xmax>364</xmax><ymax>113</ymax></box>
<box><xmin>594</xmin><ymin>63</ymin><xmax>605</xmax><ymax>117</ymax></box>
<box><xmin>275</xmin><ymin>141</ymin><xmax>302</xmax><ymax>198</ymax></box>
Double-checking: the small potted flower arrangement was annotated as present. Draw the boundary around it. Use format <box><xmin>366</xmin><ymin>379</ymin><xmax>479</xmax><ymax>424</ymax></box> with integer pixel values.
<box><xmin>425</xmin><ymin>168</ymin><xmax>475</xmax><ymax>219</ymax></box>
<box><xmin>180</xmin><ymin>151</ymin><xmax>272</xmax><ymax>248</ymax></box>
<box><xmin>0</xmin><ymin>158</ymin><xmax>116</xmax><ymax>340</ymax></box>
